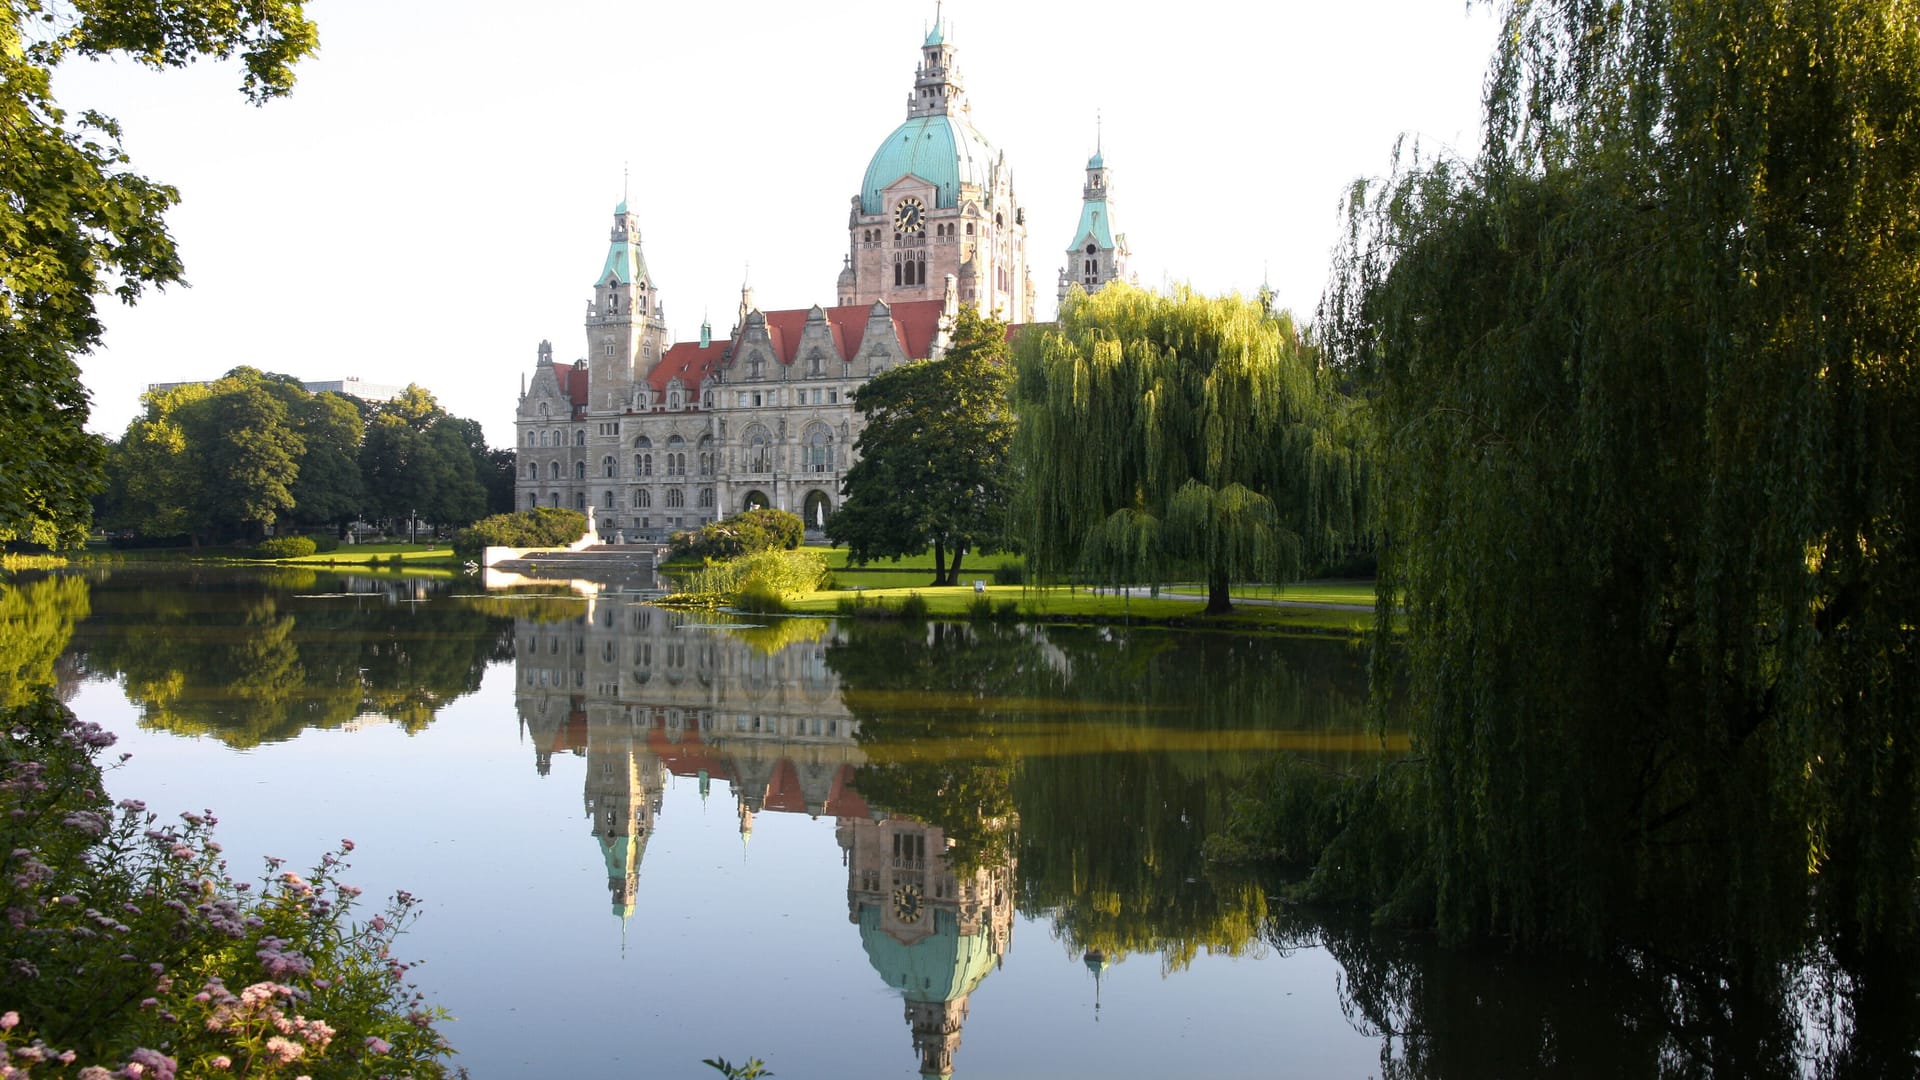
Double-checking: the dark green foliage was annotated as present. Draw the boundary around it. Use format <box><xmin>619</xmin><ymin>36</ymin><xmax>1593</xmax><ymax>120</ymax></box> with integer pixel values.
<box><xmin>828</xmin><ymin>306</ymin><xmax>1016</xmax><ymax>587</ymax></box>
<box><xmin>894</xmin><ymin>591</ymin><xmax>929</xmax><ymax>619</ymax></box>
<box><xmin>0</xmin><ymin>1</ymin><xmax>317</xmax><ymax>548</ymax></box>
<box><xmin>669</xmin><ymin>508</ymin><xmax>804</xmax><ymax>561</ymax></box>
<box><xmin>1318</xmin><ymin>0</ymin><xmax>1920</xmax><ymax>953</ymax></box>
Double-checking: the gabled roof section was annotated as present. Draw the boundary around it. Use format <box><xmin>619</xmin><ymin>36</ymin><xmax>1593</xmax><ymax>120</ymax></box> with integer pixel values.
<box><xmin>749</xmin><ymin>299</ymin><xmax>946</xmax><ymax>365</ymax></box>
<box><xmin>647</xmin><ymin>340</ymin><xmax>726</xmax><ymax>396</ymax></box>
<box><xmin>549</xmin><ymin>363</ymin><xmax>590</xmax><ymax>412</ymax></box>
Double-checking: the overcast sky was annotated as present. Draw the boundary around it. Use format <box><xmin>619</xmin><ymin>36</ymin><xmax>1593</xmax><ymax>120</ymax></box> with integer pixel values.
<box><xmin>55</xmin><ymin>0</ymin><xmax>1498</xmax><ymax>446</ymax></box>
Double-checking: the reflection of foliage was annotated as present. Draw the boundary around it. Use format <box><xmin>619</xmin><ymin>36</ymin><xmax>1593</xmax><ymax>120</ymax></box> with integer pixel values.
<box><xmin>0</xmin><ymin>574</ymin><xmax>91</xmax><ymax>708</ymax></box>
<box><xmin>74</xmin><ymin>571</ymin><xmax>513</xmax><ymax>746</ymax></box>
<box><xmin>729</xmin><ymin>617</ymin><xmax>829</xmax><ymax>655</ymax></box>
<box><xmin>829</xmin><ymin>619</ymin><xmax>1379</xmax><ymax>969</ymax></box>
<box><xmin>1263</xmin><ymin>906</ymin><xmax>1920</xmax><ymax>1080</ymax></box>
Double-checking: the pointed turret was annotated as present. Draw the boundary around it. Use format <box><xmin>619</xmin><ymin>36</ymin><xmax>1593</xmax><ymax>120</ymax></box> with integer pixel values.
<box><xmin>1059</xmin><ymin>128</ymin><xmax>1131</xmax><ymax>306</ymax></box>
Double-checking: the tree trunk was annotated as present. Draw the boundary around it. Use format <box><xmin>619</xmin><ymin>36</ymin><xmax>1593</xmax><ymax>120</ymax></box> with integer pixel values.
<box><xmin>948</xmin><ymin>542</ymin><xmax>969</xmax><ymax>589</ymax></box>
<box><xmin>932</xmin><ymin>537</ymin><xmax>948</xmax><ymax>587</ymax></box>
<box><xmin>1205</xmin><ymin>569</ymin><xmax>1234</xmax><ymax>615</ymax></box>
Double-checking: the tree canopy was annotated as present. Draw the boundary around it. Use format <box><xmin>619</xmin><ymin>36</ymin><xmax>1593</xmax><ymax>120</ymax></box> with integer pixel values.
<box><xmin>0</xmin><ymin>0</ymin><xmax>317</xmax><ymax>547</ymax></box>
<box><xmin>828</xmin><ymin>305</ymin><xmax>1017</xmax><ymax>587</ymax></box>
<box><xmin>1320</xmin><ymin>0</ymin><xmax>1920</xmax><ymax>952</ymax></box>
<box><xmin>1012</xmin><ymin>284</ymin><xmax>1366</xmax><ymax>613</ymax></box>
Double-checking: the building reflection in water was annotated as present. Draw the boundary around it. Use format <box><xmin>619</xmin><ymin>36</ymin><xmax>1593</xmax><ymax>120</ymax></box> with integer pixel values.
<box><xmin>510</xmin><ymin>592</ymin><xmax>1012</xmax><ymax>1077</ymax></box>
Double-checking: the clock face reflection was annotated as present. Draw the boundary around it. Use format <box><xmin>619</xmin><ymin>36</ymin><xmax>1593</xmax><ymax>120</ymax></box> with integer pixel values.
<box><xmin>894</xmin><ymin>197</ymin><xmax>926</xmax><ymax>234</ymax></box>
<box><xmin>892</xmin><ymin>881</ymin><xmax>924</xmax><ymax>923</ymax></box>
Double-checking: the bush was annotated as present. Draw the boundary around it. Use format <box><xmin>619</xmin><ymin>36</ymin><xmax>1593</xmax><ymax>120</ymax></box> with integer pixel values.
<box><xmin>668</xmin><ymin>509</ymin><xmax>804</xmax><ymax>561</ymax></box>
<box><xmin>967</xmin><ymin>593</ymin><xmax>995</xmax><ymax>620</ymax></box>
<box><xmin>308</xmin><ymin>534</ymin><xmax>341</xmax><ymax>554</ymax></box>
<box><xmin>734</xmin><ymin>578</ymin><xmax>788</xmax><ymax>614</ymax></box>
<box><xmin>252</xmin><ymin>536</ymin><xmax>317</xmax><ymax>559</ymax></box>
<box><xmin>451</xmin><ymin>508</ymin><xmax>589</xmax><ymax>562</ymax></box>
<box><xmin>896</xmin><ymin>591</ymin><xmax>929</xmax><ymax>619</ymax></box>
<box><xmin>991</xmin><ymin>561</ymin><xmax>1025</xmax><ymax>586</ymax></box>
<box><xmin>0</xmin><ymin>692</ymin><xmax>454</xmax><ymax>1076</ymax></box>
<box><xmin>682</xmin><ymin>549</ymin><xmax>828</xmax><ymax>604</ymax></box>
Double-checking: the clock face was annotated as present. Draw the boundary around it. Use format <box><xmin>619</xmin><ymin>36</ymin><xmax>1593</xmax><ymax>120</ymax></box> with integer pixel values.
<box><xmin>892</xmin><ymin>881</ymin><xmax>924</xmax><ymax>923</ymax></box>
<box><xmin>894</xmin><ymin>197</ymin><xmax>926</xmax><ymax>234</ymax></box>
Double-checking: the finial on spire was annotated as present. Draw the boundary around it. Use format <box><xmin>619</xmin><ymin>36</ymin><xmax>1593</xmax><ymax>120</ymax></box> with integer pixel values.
<box><xmin>1097</xmin><ymin>108</ymin><xmax>1103</xmax><ymax>156</ymax></box>
<box><xmin>623</xmin><ymin>161</ymin><xmax>629</xmax><ymax>203</ymax></box>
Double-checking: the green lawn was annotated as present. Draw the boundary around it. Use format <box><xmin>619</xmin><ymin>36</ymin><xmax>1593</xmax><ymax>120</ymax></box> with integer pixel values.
<box><xmin>279</xmin><ymin>543</ymin><xmax>458</xmax><ymax>566</ymax></box>
<box><xmin>780</xmin><ymin>582</ymin><xmax>1380</xmax><ymax>636</ymax></box>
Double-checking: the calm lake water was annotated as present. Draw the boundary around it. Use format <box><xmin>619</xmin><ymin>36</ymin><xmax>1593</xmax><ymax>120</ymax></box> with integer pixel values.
<box><xmin>8</xmin><ymin>567</ymin><xmax>1904</xmax><ymax>1078</ymax></box>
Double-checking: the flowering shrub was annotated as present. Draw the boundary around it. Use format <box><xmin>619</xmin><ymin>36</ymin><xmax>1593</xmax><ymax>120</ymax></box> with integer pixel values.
<box><xmin>0</xmin><ymin>692</ymin><xmax>456</xmax><ymax>1078</ymax></box>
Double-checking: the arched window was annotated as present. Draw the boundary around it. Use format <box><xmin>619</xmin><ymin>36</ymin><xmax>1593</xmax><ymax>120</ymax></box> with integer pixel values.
<box><xmin>803</xmin><ymin>423</ymin><xmax>833</xmax><ymax>473</ymax></box>
<box><xmin>633</xmin><ymin>435</ymin><xmax>652</xmax><ymax>449</ymax></box>
<box><xmin>549</xmin><ymin>461</ymin><xmax>561</xmax><ymax>480</ymax></box>
<box><xmin>666</xmin><ymin>488</ymin><xmax>685</xmax><ymax>509</ymax></box>
<box><xmin>636</xmin><ymin>489</ymin><xmax>651</xmax><ymax>509</ymax></box>
<box><xmin>575</xmin><ymin>492</ymin><xmax>586</xmax><ymax>510</ymax></box>
<box><xmin>551</xmin><ymin>429</ymin><xmax>562</xmax><ymax>447</ymax></box>
<box><xmin>635</xmin><ymin>453</ymin><xmax>651</xmax><ymax>476</ymax></box>
<box><xmin>527</xmin><ymin>492</ymin><xmax>538</xmax><ymax>509</ymax></box>
<box><xmin>602</xmin><ymin>456</ymin><xmax>616</xmax><ymax>478</ymax></box>
<box><xmin>575</xmin><ymin>460</ymin><xmax>586</xmax><ymax>480</ymax></box>
<box><xmin>575</xmin><ymin>430</ymin><xmax>586</xmax><ymax>447</ymax></box>
<box><xmin>539</xmin><ymin>430</ymin><xmax>549</xmax><ymax>448</ymax></box>
<box><xmin>549</xmin><ymin>492</ymin><xmax>559</xmax><ymax>507</ymax></box>
<box><xmin>525</xmin><ymin>431</ymin><xmax>535</xmax><ymax>447</ymax></box>
<box><xmin>699</xmin><ymin>487</ymin><xmax>714</xmax><ymax>508</ymax></box>
<box><xmin>745</xmin><ymin>425</ymin><xmax>772</xmax><ymax>472</ymax></box>
<box><xmin>666</xmin><ymin>435</ymin><xmax>685</xmax><ymax>475</ymax></box>
<box><xmin>697</xmin><ymin>434</ymin><xmax>714</xmax><ymax>475</ymax></box>
<box><xmin>602</xmin><ymin>491</ymin><xmax>615</xmax><ymax>509</ymax></box>
<box><xmin>525</xmin><ymin>463</ymin><xmax>537</xmax><ymax>480</ymax></box>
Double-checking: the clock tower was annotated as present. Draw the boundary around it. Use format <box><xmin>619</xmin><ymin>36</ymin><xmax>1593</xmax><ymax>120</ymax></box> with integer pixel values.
<box><xmin>841</xmin><ymin>17</ymin><xmax>1032</xmax><ymax>321</ymax></box>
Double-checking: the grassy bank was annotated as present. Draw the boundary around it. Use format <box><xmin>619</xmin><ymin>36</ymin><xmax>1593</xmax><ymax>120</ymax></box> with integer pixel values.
<box><xmin>781</xmin><ymin>582</ymin><xmax>1382</xmax><ymax>635</ymax></box>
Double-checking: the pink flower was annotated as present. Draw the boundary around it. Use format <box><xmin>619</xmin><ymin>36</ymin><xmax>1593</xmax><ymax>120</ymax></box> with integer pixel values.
<box><xmin>0</xmin><ymin>1010</ymin><xmax>17</xmax><ymax>1030</ymax></box>
<box><xmin>208</xmin><ymin>1057</ymin><xmax>232</xmax><ymax>1070</ymax></box>
<box><xmin>364</xmin><ymin>1037</ymin><xmax>392</xmax><ymax>1054</ymax></box>
<box><xmin>264</xmin><ymin>1036</ymin><xmax>303</xmax><ymax>1064</ymax></box>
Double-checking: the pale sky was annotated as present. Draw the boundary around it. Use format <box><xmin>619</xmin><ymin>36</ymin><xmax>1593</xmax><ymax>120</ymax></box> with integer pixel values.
<box><xmin>54</xmin><ymin>0</ymin><xmax>1498</xmax><ymax>447</ymax></box>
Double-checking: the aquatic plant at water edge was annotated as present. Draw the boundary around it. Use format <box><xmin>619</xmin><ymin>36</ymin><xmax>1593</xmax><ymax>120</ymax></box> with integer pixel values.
<box><xmin>0</xmin><ymin>691</ymin><xmax>456</xmax><ymax>1077</ymax></box>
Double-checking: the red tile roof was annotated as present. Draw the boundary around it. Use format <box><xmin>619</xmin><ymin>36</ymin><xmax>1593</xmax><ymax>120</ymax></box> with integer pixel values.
<box><xmin>646</xmin><ymin>340</ymin><xmax>727</xmax><ymax>397</ymax></box>
<box><xmin>756</xmin><ymin>299</ymin><xmax>946</xmax><ymax>366</ymax></box>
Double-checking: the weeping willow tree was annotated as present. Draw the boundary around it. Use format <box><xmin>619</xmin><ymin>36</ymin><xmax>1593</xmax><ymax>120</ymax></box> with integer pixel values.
<box><xmin>1323</xmin><ymin>0</ymin><xmax>1920</xmax><ymax>952</ymax></box>
<box><xmin>1012</xmin><ymin>284</ymin><xmax>1366</xmax><ymax>614</ymax></box>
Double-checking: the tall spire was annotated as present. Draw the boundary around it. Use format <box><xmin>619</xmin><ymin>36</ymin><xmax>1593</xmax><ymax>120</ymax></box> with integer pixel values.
<box><xmin>908</xmin><ymin>6</ymin><xmax>965</xmax><ymax>119</ymax></box>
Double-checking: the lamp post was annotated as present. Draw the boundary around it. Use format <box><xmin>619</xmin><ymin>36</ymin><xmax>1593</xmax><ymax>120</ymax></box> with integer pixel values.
<box><xmin>408</xmin><ymin>509</ymin><xmax>417</xmax><ymax>545</ymax></box>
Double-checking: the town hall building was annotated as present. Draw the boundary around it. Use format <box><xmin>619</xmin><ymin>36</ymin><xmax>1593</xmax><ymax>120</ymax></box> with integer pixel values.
<box><xmin>513</xmin><ymin>16</ymin><xmax>1127</xmax><ymax>542</ymax></box>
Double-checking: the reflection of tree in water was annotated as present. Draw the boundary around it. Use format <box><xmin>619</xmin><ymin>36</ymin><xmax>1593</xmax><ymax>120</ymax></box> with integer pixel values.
<box><xmin>1</xmin><ymin>573</ymin><xmax>91</xmax><ymax>707</ymax></box>
<box><xmin>1264</xmin><ymin>908</ymin><xmax>1919</xmax><ymax>1079</ymax></box>
<box><xmin>74</xmin><ymin>570</ymin><xmax>515</xmax><ymax>746</ymax></box>
<box><xmin>829</xmin><ymin>620</ymin><xmax>1377</xmax><ymax>970</ymax></box>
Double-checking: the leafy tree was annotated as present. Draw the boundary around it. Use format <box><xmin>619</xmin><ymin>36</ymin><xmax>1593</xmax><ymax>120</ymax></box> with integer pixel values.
<box><xmin>179</xmin><ymin>382</ymin><xmax>304</xmax><ymax>539</ymax></box>
<box><xmin>1012</xmin><ymin>284</ymin><xmax>1365</xmax><ymax>613</ymax></box>
<box><xmin>1320</xmin><ymin>0</ymin><xmax>1920</xmax><ymax>952</ymax></box>
<box><xmin>829</xmin><ymin>306</ymin><xmax>1016</xmax><ymax>587</ymax></box>
<box><xmin>287</xmin><ymin>391</ymin><xmax>367</xmax><ymax>531</ymax></box>
<box><xmin>0</xmin><ymin>0</ymin><xmax>317</xmax><ymax>547</ymax></box>
<box><xmin>359</xmin><ymin>386</ymin><xmax>488</xmax><ymax>534</ymax></box>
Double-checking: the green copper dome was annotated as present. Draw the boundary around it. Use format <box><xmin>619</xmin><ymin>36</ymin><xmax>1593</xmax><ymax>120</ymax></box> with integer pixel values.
<box><xmin>860</xmin><ymin>114</ymin><xmax>996</xmax><ymax>215</ymax></box>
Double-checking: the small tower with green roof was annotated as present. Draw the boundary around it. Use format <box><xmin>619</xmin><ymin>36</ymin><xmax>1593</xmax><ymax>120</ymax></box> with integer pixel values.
<box><xmin>1057</xmin><ymin>124</ymin><xmax>1131</xmax><ymax>306</ymax></box>
<box><xmin>586</xmin><ymin>200</ymin><xmax>669</xmax><ymax>411</ymax></box>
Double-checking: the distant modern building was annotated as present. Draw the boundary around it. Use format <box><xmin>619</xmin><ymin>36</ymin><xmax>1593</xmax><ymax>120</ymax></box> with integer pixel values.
<box><xmin>145</xmin><ymin>376</ymin><xmax>406</xmax><ymax>403</ymax></box>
